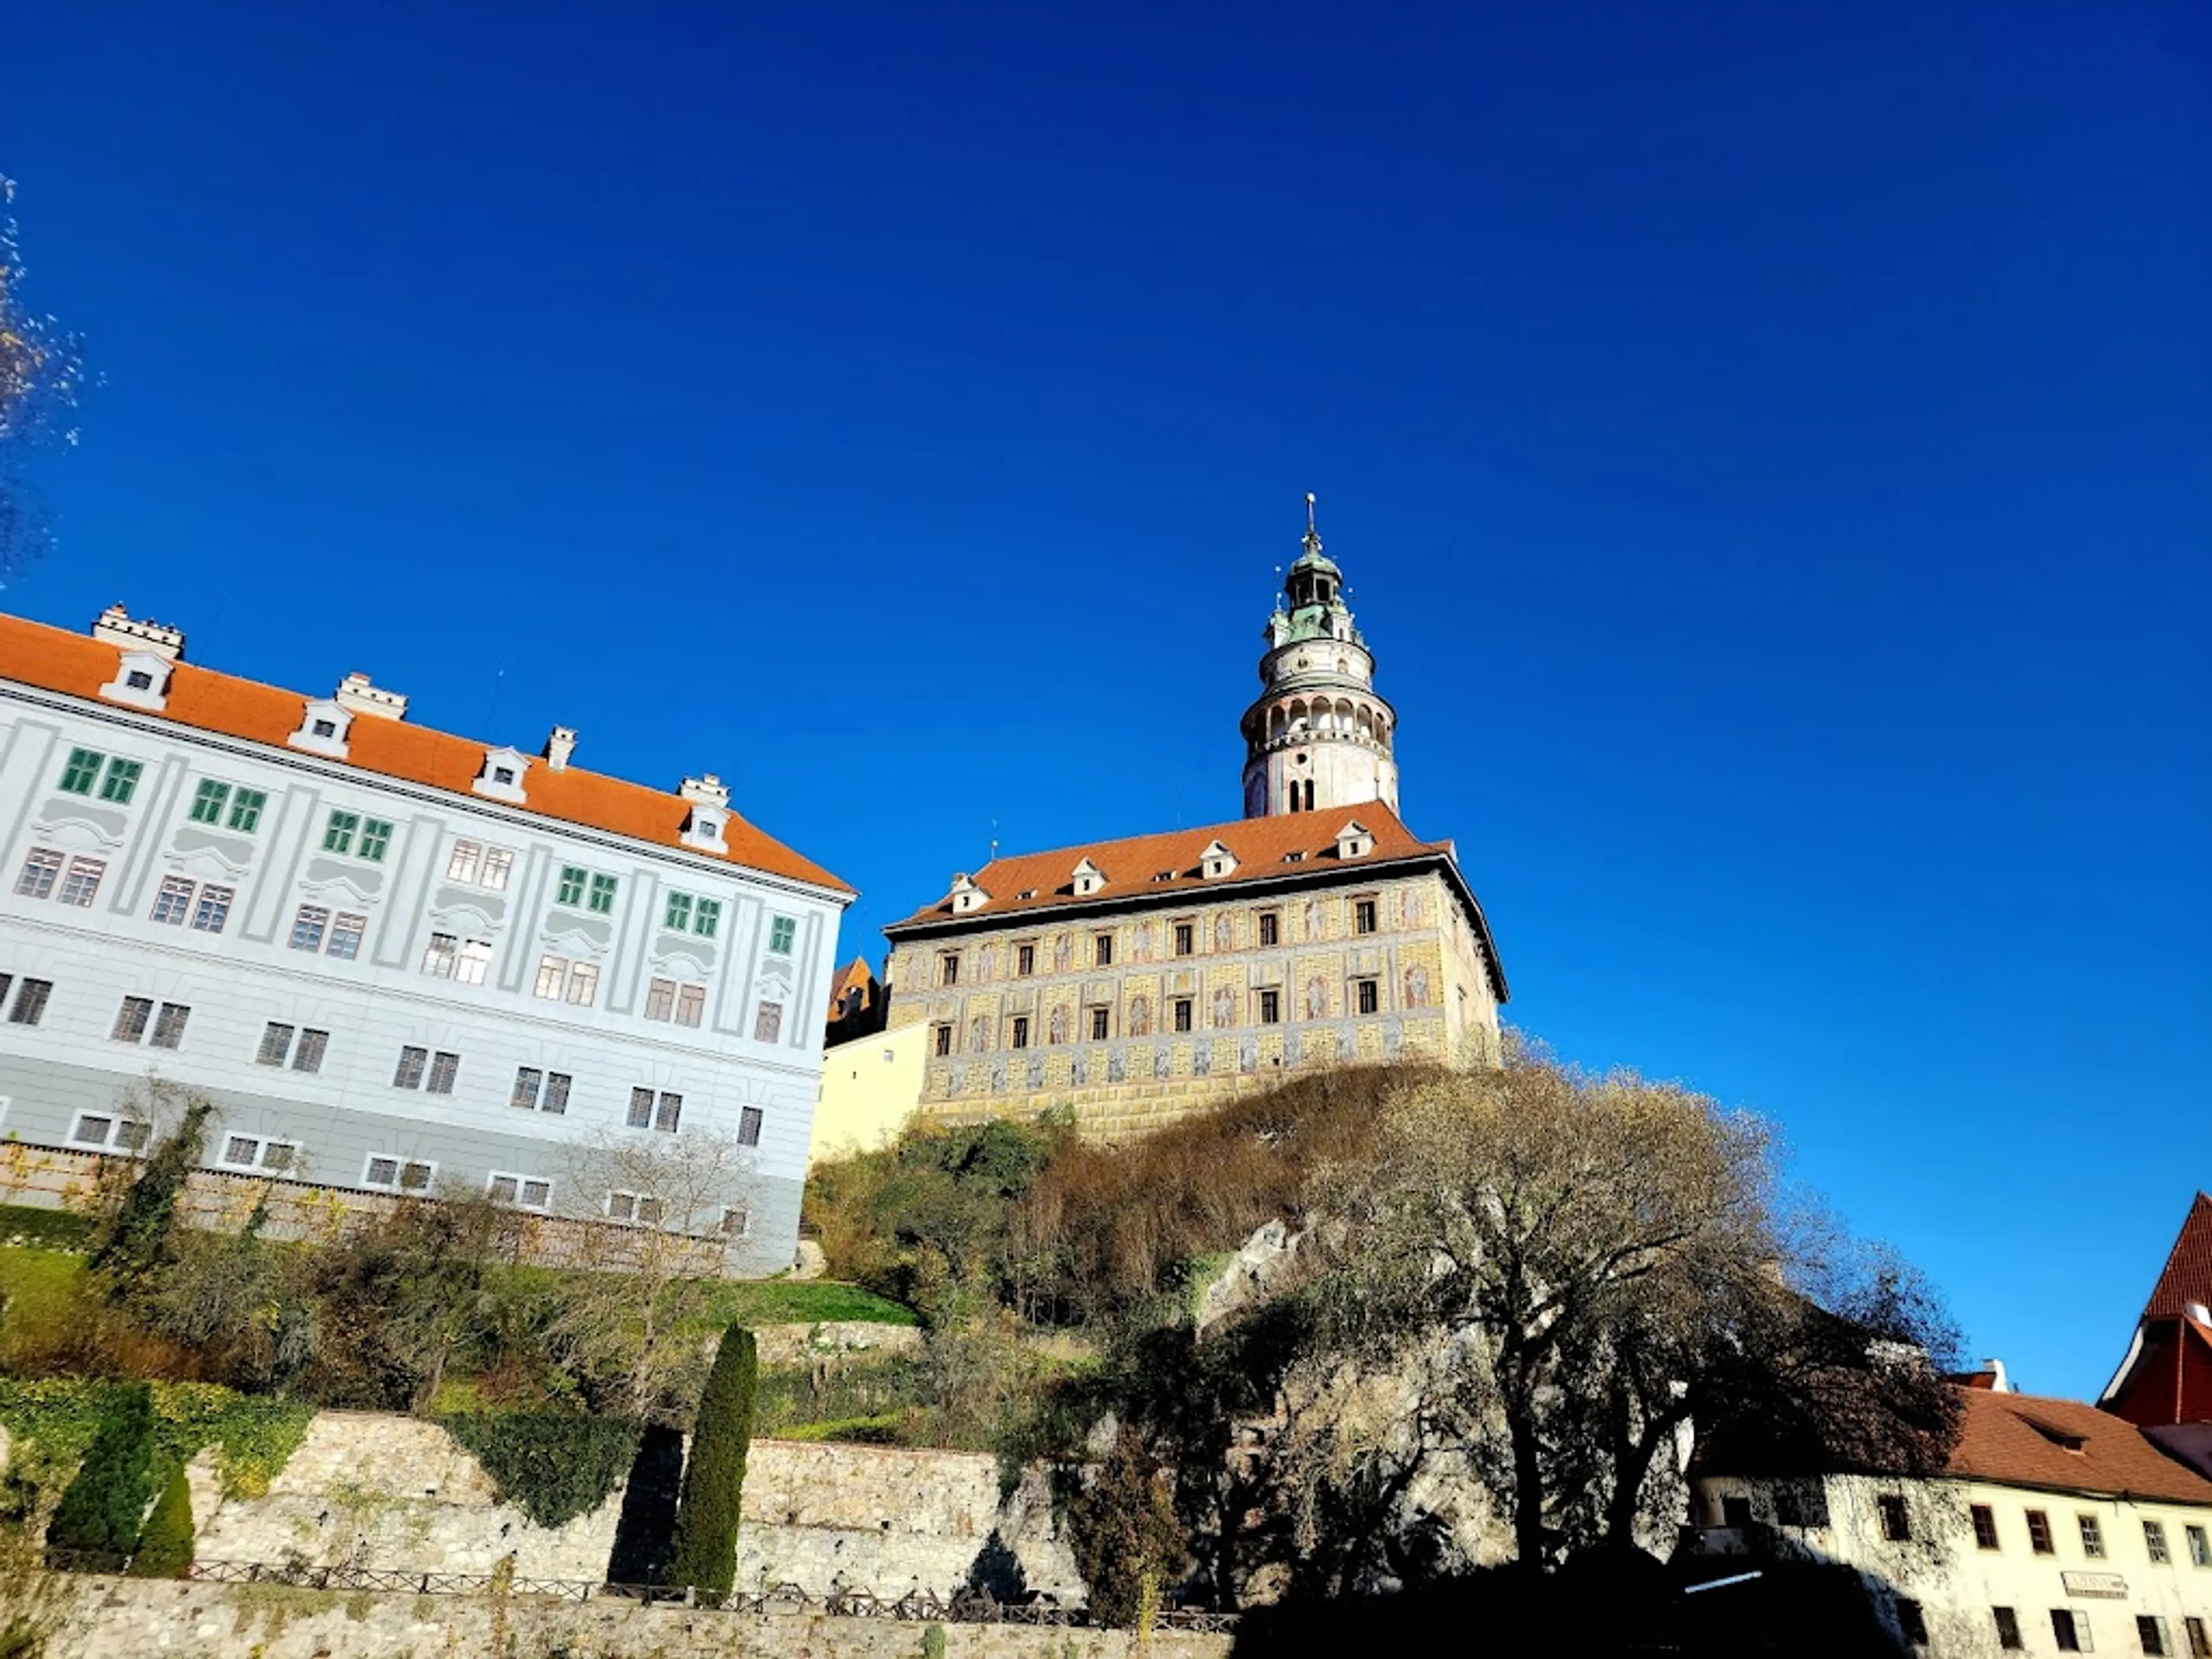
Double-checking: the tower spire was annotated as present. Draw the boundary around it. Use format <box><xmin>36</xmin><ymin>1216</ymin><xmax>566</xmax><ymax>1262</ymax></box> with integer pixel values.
<box><xmin>1304</xmin><ymin>490</ymin><xmax>1320</xmax><ymax>558</ymax></box>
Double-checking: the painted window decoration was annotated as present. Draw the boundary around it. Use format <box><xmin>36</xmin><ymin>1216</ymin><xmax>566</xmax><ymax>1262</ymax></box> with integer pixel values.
<box><xmin>753</xmin><ymin>1001</ymin><xmax>782</xmax><ymax>1043</ymax></box>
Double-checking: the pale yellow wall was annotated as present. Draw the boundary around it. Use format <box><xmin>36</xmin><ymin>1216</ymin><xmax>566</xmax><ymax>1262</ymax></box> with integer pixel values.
<box><xmin>808</xmin><ymin>1021</ymin><xmax>929</xmax><ymax>1166</ymax></box>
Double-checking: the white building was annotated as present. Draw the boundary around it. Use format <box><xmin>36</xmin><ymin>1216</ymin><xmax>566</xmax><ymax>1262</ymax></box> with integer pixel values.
<box><xmin>1692</xmin><ymin>1382</ymin><xmax>2212</xmax><ymax>1657</ymax></box>
<box><xmin>0</xmin><ymin>604</ymin><xmax>852</xmax><ymax>1273</ymax></box>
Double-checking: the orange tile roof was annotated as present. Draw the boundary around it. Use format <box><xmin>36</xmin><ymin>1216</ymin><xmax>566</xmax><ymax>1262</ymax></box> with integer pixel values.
<box><xmin>883</xmin><ymin>801</ymin><xmax>1507</xmax><ymax>1000</ymax></box>
<box><xmin>2144</xmin><ymin>1193</ymin><xmax>2212</xmax><ymax>1322</ymax></box>
<box><xmin>0</xmin><ymin>611</ymin><xmax>852</xmax><ymax>895</ymax></box>
<box><xmin>829</xmin><ymin>957</ymin><xmax>877</xmax><ymax>1002</ymax></box>
<box><xmin>1948</xmin><ymin>1388</ymin><xmax>2212</xmax><ymax>1506</ymax></box>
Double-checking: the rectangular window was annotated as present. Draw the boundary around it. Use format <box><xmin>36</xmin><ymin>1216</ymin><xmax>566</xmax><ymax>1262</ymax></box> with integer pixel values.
<box><xmin>228</xmin><ymin>789</ymin><xmax>266</xmax><ymax>833</ymax></box>
<box><xmin>98</xmin><ymin>758</ymin><xmax>142</xmax><ymax>804</ymax></box>
<box><xmin>149</xmin><ymin>1002</ymin><xmax>190</xmax><ymax>1049</ymax></box>
<box><xmin>1355</xmin><ymin>899</ymin><xmax>1378</xmax><ymax>934</ymax></box>
<box><xmin>323</xmin><ymin>810</ymin><xmax>358</xmax><ymax>854</ymax></box>
<box><xmin>1094</xmin><ymin>933</ymin><xmax>1113</xmax><ymax>967</ymax></box>
<box><xmin>59</xmin><ymin>747</ymin><xmax>103</xmax><ymax>794</ymax></box>
<box><xmin>738</xmin><ymin>1105</ymin><xmax>764</xmax><ymax>1146</ymax></box>
<box><xmin>293</xmin><ymin>1029</ymin><xmax>328</xmax><ymax>1073</ymax></box>
<box><xmin>1259</xmin><ymin>988</ymin><xmax>1281</xmax><ymax>1025</ymax></box>
<box><xmin>627</xmin><ymin>1086</ymin><xmax>655</xmax><ymax>1128</ymax></box>
<box><xmin>480</xmin><ymin>848</ymin><xmax>512</xmax><ymax>891</ymax></box>
<box><xmin>1017</xmin><ymin>943</ymin><xmax>1036</xmax><ymax>976</ymax></box>
<box><xmin>1972</xmin><ymin>1503</ymin><xmax>1999</xmax><ymax>1550</ymax></box>
<box><xmin>1355</xmin><ymin>978</ymin><xmax>1380</xmax><ymax>1015</ymax></box>
<box><xmin>219</xmin><ymin>1135</ymin><xmax>296</xmax><ymax>1173</ymax></box>
<box><xmin>676</xmin><ymin>984</ymin><xmax>705</xmax><ymax>1028</ymax></box>
<box><xmin>257</xmin><ymin>1022</ymin><xmax>294</xmax><ymax>1066</ymax></box>
<box><xmin>149</xmin><ymin>875</ymin><xmax>196</xmax><ymax>924</ymax></box>
<box><xmin>488</xmin><ymin>1175</ymin><xmax>551</xmax><ymax>1212</ymax></box>
<box><xmin>933</xmin><ymin>1024</ymin><xmax>953</xmax><ymax>1057</ymax></box>
<box><xmin>654</xmin><ymin>1092</ymin><xmax>682</xmax><ymax>1134</ymax></box>
<box><xmin>587</xmin><ymin>873</ymin><xmax>618</xmax><ymax>914</ymax></box>
<box><xmin>566</xmin><ymin>962</ymin><xmax>599</xmax><ymax>1006</ymax></box>
<box><xmin>940</xmin><ymin>953</ymin><xmax>960</xmax><ymax>987</ymax></box>
<box><xmin>446</xmin><ymin>840</ymin><xmax>482</xmax><ymax>883</ymax></box>
<box><xmin>534</xmin><ymin>956</ymin><xmax>567</xmax><ymax>999</ymax></box>
<box><xmin>694</xmin><ymin>898</ymin><xmax>720</xmax><ymax>937</ymax></box>
<box><xmin>363</xmin><ymin>1157</ymin><xmax>434</xmax><ymax>1194</ymax></box>
<box><xmin>664</xmin><ymin>892</ymin><xmax>693</xmax><ymax>931</ymax></box>
<box><xmin>1089</xmin><ymin>1006</ymin><xmax>1109</xmax><ymax>1041</ymax></box>
<box><xmin>1174</xmin><ymin>922</ymin><xmax>1194</xmax><ymax>957</ymax></box>
<box><xmin>556</xmin><ymin>866</ymin><xmax>586</xmax><ymax>906</ymax></box>
<box><xmin>2184</xmin><ymin>1618</ymin><xmax>2209</xmax><ymax>1658</ymax></box>
<box><xmin>2188</xmin><ymin>1525</ymin><xmax>2210</xmax><ymax>1567</ymax></box>
<box><xmin>16</xmin><ymin>849</ymin><xmax>63</xmax><ymax>899</ymax></box>
<box><xmin>190</xmin><ymin>779</ymin><xmax>230</xmax><ymax>823</ymax></box>
<box><xmin>393</xmin><ymin>1046</ymin><xmax>429</xmax><ymax>1089</ymax></box>
<box><xmin>190</xmin><ymin>885</ymin><xmax>233</xmax><ymax>933</ymax></box>
<box><xmin>1995</xmin><ymin>1608</ymin><xmax>2022</xmax><ymax>1652</ymax></box>
<box><xmin>1257</xmin><ymin>911</ymin><xmax>1279</xmax><ymax>946</ymax></box>
<box><xmin>770</xmin><ymin>915</ymin><xmax>796</xmax><ymax>955</ymax></box>
<box><xmin>327</xmin><ymin>912</ymin><xmax>366</xmax><ymax>960</ymax></box>
<box><xmin>721</xmin><ymin>1205</ymin><xmax>751</xmax><ymax>1238</ymax></box>
<box><xmin>2146</xmin><ymin>1520</ymin><xmax>2169</xmax><ymax>1563</ymax></box>
<box><xmin>1896</xmin><ymin>1598</ymin><xmax>1927</xmax><ymax>1648</ymax></box>
<box><xmin>112</xmin><ymin>995</ymin><xmax>154</xmax><ymax>1043</ymax></box>
<box><xmin>421</xmin><ymin>933</ymin><xmax>459</xmax><ymax>978</ymax></box>
<box><xmin>290</xmin><ymin>905</ymin><xmax>330</xmax><ymax>952</ymax></box>
<box><xmin>358</xmin><ymin>819</ymin><xmax>392</xmax><ymax>861</ymax></box>
<box><xmin>1012</xmin><ymin>1016</ymin><xmax>1030</xmax><ymax>1050</ymax></box>
<box><xmin>540</xmin><ymin>1072</ymin><xmax>570</xmax><ymax>1115</ymax></box>
<box><xmin>645</xmin><ymin>978</ymin><xmax>675</xmax><ymax>1021</ymax></box>
<box><xmin>2052</xmin><ymin>1609</ymin><xmax>2084</xmax><ymax>1653</ymax></box>
<box><xmin>70</xmin><ymin>1112</ymin><xmax>149</xmax><ymax>1151</ymax></box>
<box><xmin>2080</xmin><ymin>1514</ymin><xmax>2105</xmax><ymax>1558</ymax></box>
<box><xmin>1877</xmin><ymin>1495</ymin><xmax>1911</xmax><ymax>1542</ymax></box>
<box><xmin>1173</xmin><ymin>998</ymin><xmax>1192</xmax><ymax>1033</ymax></box>
<box><xmin>425</xmin><ymin>1052</ymin><xmax>460</xmax><ymax>1094</ymax></box>
<box><xmin>512</xmin><ymin>1067</ymin><xmax>542</xmax><ymax>1109</ymax></box>
<box><xmin>454</xmin><ymin>938</ymin><xmax>492</xmax><ymax>986</ymax></box>
<box><xmin>58</xmin><ymin>858</ymin><xmax>105</xmax><ymax>907</ymax></box>
<box><xmin>8</xmin><ymin>979</ymin><xmax>52</xmax><ymax>1026</ymax></box>
<box><xmin>2142</xmin><ymin>1616</ymin><xmax>2171</xmax><ymax>1657</ymax></box>
<box><xmin>752</xmin><ymin>1000</ymin><xmax>781</xmax><ymax>1042</ymax></box>
<box><xmin>2028</xmin><ymin>1510</ymin><xmax>2054</xmax><ymax>1555</ymax></box>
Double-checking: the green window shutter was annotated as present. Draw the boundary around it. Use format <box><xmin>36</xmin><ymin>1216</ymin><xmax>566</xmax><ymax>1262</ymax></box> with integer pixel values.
<box><xmin>59</xmin><ymin>748</ymin><xmax>104</xmax><ymax>794</ymax></box>
<box><xmin>323</xmin><ymin>812</ymin><xmax>358</xmax><ymax>853</ymax></box>
<box><xmin>189</xmin><ymin>780</ymin><xmax>230</xmax><ymax>823</ymax></box>
<box><xmin>588</xmin><ymin>873</ymin><xmax>618</xmax><ymax>915</ymax></box>
<box><xmin>100</xmin><ymin>759</ymin><xmax>143</xmax><ymax>804</ymax></box>
<box><xmin>557</xmin><ymin>866</ymin><xmax>586</xmax><ymax>907</ymax></box>
<box><xmin>228</xmin><ymin>789</ymin><xmax>267</xmax><ymax>833</ymax></box>
<box><xmin>769</xmin><ymin>916</ymin><xmax>796</xmax><ymax>955</ymax></box>
<box><xmin>359</xmin><ymin>819</ymin><xmax>393</xmax><ymax>862</ymax></box>
<box><xmin>694</xmin><ymin>899</ymin><xmax>721</xmax><ymax>938</ymax></box>
<box><xmin>664</xmin><ymin>893</ymin><xmax>692</xmax><ymax>931</ymax></box>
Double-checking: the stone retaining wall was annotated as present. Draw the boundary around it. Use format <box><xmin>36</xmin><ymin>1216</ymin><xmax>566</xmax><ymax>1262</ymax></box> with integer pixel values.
<box><xmin>20</xmin><ymin>1577</ymin><xmax>1233</xmax><ymax>1659</ymax></box>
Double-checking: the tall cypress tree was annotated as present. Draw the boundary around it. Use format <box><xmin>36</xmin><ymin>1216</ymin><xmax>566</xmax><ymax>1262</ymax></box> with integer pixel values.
<box><xmin>126</xmin><ymin>1464</ymin><xmax>195</xmax><ymax>1578</ymax></box>
<box><xmin>47</xmin><ymin>1383</ymin><xmax>157</xmax><ymax>1565</ymax></box>
<box><xmin>666</xmin><ymin>1323</ymin><xmax>757</xmax><ymax>1600</ymax></box>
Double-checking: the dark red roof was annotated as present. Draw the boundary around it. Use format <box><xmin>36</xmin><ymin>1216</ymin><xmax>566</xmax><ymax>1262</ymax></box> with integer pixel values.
<box><xmin>1949</xmin><ymin>1388</ymin><xmax>2212</xmax><ymax>1506</ymax></box>
<box><xmin>2144</xmin><ymin>1193</ymin><xmax>2212</xmax><ymax>1321</ymax></box>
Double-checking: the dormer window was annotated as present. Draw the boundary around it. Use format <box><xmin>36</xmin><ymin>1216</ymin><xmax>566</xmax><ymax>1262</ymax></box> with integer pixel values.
<box><xmin>287</xmin><ymin>698</ymin><xmax>353</xmax><ymax>760</ymax></box>
<box><xmin>1335</xmin><ymin>820</ymin><xmax>1376</xmax><ymax>859</ymax></box>
<box><xmin>1071</xmin><ymin>857</ymin><xmax>1107</xmax><ymax>898</ymax></box>
<box><xmin>472</xmin><ymin>747</ymin><xmax>531</xmax><ymax>805</ymax></box>
<box><xmin>1199</xmin><ymin>839</ymin><xmax>1238</xmax><ymax>880</ymax></box>
<box><xmin>949</xmin><ymin>873</ymin><xmax>990</xmax><ymax>914</ymax></box>
<box><xmin>98</xmin><ymin>649</ymin><xmax>175</xmax><ymax>713</ymax></box>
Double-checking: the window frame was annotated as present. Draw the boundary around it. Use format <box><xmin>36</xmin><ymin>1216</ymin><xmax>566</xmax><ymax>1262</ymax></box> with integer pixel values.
<box><xmin>2079</xmin><ymin>1513</ymin><xmax>2105</xmax><ymax>1559</ymax></box>
<box><xmin>228</xmin><ymin>788</ymin><xmax>267</xmax><ymax>833</ymax></box>
<box><xmin>738</xmin><ymin>1105</ymin><xmax>763</xmax><ymax>1147</ymax></box>
<box><xmin>586</xmin><ymin>872</ymin><xmax>618</xmax><ymax>914</ymax></box>
<box><xmin>1355</xmin><ymin>977</ymin><xmax>1380</xmax><ymax>1015</ymax></box>
<box><xmin>218</xmin><ymin>1134</ymin><xmax>298</xmax><ymax>1175</ymax></box>
<box><xmin>1173</xmin><ymin>997</ymin><xmax>1193</xmax><ymax>1033</ymax></box>
<box><xmin>361</xmin><ymin>1154</ymin><xmax>435</xmax><ymax>1195</ymax></box>
<box><xmin>2145</xmin><ymin>1519</ymin><xmax>2169</xmax><ymax>1563</ymax></box>
<box><xmin>2027</xmin><ymin>1509</ymin><xmax>2055</xmax><ymax>1555</ymax></box>
<box><xmin>425</xmin><ymin>1051</ymin><xmax>461</xmax><ymax>1095</ymax></box>
<box><xmin>148</xmin><ymin>1002</ymin><xmax>191</xmax><ymax>1050</ymax></box>
<box><xmin>1011</xmin><ymin>1014</ymin><xmax>1030</xmax><ymax>1050</ymax></box>
<box><xmin>1877</xmin><ymin>1494</ymin><xmax>1911</xmax><ymax>1543</ymax></box>
<box><xmin>7</xmin><ymin>979</ymin><xmax>52</xmax><ymax>1026</ymax></box>
<box><xmin>111</xmin><ymin>995</ymin><xmax>154</xmax><ymax>1043</ymax></box>
<box><xmin>256</xmin><ymin>1022</ymin><xmax>296</xmax><ymax>1067</ymax></box>
<box><xmin>1173</xmin><ymin>921</ymin><xmax>1194</xmax><ymax>957</ymax></box>
<box><xmin>488</xmin><ymin>1172</ymin><xmax>552</xmax><ymax>1211</ymax></box>
<box><xmin>1256</xmin><ymin>910</ymin><xmax>1280</xmax><ymax>947</ymax></box>
<box><xmin>752</xmin><ymin>999</ymin><xmax>781</xmax><ymax>1042</ymax></box>
<box><xmin>556</xmin><ymin>865</ymin><xmax>587</xmax><ymax>907</ymax></box>
<box><xmin>293</xmin><ymin>1028</ymin><xmax>329</xmax><ymax>1073</ymax></box>
<box><xmin>1258</xmin><ymin>987</ymin><xmax>1281</xmax><ymax>1025</ymax></box>
<box><xmin>323</xmin><ymin>810</ymin><xmax>359</xmax><ymax>854</ymax></box>
<box><xmin>16</xmin><ymin>849</ymin><xmax>63</xmax><ymax>900</ymax></box>
<box><xmin>189</xmin><ymin>779</ymin><xmax>231</xmax><ymax>824</ymax></box>
<box><xmin>769</xmin><ymin>915</ymin><xmax>797</xmax><ymax>955</ymax></box>
<box><xmin>58</xmin><ymin>747</ymin><xmax>103</xmax><ymax>795</ymax></box>
<box><xmin>98</xmin><ymin>757</ymin><xmax>143</xmax><ymax>804</ymax></box>
<box><xmin>1354</xmin><ymin>897</ymin><xmax>1378</xmax><ymax>934</ymax></box>
<box><xmin>1094</xmin><ymin>931</ymin><xmax>1114</xmax><ymax>967</ymax></box>
<box><xmin>1971</xmin><ymin>1503</ymin><xmax>2000</xmax><ymax>1551</ymax></box>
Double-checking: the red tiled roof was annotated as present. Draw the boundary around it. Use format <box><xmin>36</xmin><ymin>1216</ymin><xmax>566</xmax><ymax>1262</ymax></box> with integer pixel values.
<box><xmin>1949</xmin><ymin>1388</ymin><xmax>2212</xmax><ymax>1506</ymax></box>
<box><xmin>829</xmin><ymin>957</ymin><xmax>876</xmax><ymax>1002</ymax></box>
<box><xmin>882</xmin><ymin>801</ymin><xmax>1507</xmax><ymax>1000</ymax></box>
<box><xmin>2144</xmin><ymin>1193</ymin><xmax>2212</xmax><ymax>1322</ymax></box>
<box><xmin>0</xmin><ymin>611</ymin><xmax>852</xmax><ymax>895</ymax></box>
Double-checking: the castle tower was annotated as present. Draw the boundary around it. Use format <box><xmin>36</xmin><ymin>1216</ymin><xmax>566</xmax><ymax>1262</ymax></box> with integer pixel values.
<box><xmin>1240</xmin><ymin>497</ymin><xmax>1400</xmax><ymax>819</ymax></box>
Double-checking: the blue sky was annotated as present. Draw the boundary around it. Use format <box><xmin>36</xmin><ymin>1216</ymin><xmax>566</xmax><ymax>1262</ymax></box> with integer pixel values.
<box><xmin>7</xmin><ymin>3</ymin><xmax>2206</xmax><ymax>1399</ymax></box>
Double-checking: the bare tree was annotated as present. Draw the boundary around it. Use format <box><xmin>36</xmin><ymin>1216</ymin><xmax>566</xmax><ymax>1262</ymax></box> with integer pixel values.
<box><xmin>0</xmin><ymin>177</ymin><xmax>89</xmax><ymax>576</ymax></box>
<box><xmin>546</xmin><ymin>1126</ymin><xmax>761</xmax><ymax>1422</ymax></box>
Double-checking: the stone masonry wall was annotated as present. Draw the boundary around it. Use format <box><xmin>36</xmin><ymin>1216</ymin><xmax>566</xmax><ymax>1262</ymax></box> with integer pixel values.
<box><xmin>175</xmin><ymin>1410</ymin><xmax>1082</xmax><ymax>1603</ymax></box>
<box><xmin>24</xmin><ymin>1578</ymin><xmax>1233</xmax><ymax>1659</ymax></box>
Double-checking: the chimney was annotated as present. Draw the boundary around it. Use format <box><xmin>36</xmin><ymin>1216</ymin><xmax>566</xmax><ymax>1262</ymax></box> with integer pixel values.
<box><xmin>680</xmin><ymin>774</ymin><xmax>730</xmax><ymax>809</ymax></box>
<box><xmin>1982</xmin><ymin>1358</ymin><xmax>2014</xmax><ymax>1393</ymax></box>
<box><xmin>335</xmin><ymin>672</ymin><xmax>408</xmax><ymax>721</ymax></box>
<box><xmin>544</xmin><ymin>726</ymin><xmax>578</xmax><ymax>771</ymax></box>
<box><xmin>90</xmin><ymin>604</ymin><xmax>185</xmax><ymax>661</ymax></box>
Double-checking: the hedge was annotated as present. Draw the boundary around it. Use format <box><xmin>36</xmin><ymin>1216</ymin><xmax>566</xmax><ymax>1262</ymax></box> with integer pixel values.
<box><xmin>46</xmin><ymin>1381</ymin><xmax>156</xmax><ymax>1558</ymax></box>
<box><xmin>0</xmin><ymin>1380</ymin><xmax>313</xmax><ymax>1505</ymax></box>
<box><xmin>437</xmin><ymin>1412</ymin><xmax>643</xmax><ymax>1530</ymax></box>
<box><xmin>0</xmin><ymin>1205</ymin><xmax>97</xmax><ymax>1251</ymax></box>
<box><xmin>666</xmin><ymin>1323</ymin><xmax>757</xmax><ymax>1597</ymax></box>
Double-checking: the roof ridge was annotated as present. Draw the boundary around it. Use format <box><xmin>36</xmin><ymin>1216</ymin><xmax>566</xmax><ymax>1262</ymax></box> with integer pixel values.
<box><xmin>966</xmin><ymin>800</ymin><xmax>1428</xmax><ymax>878</ymax></box>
